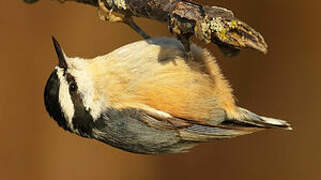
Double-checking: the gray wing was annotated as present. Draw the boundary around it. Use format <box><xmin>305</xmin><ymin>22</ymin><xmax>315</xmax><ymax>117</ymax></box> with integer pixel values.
<box><xmin>92</xmin><ymin>108</ymin><xmax>257</xmax><ymax>143</ymax></box>
<box><xmin>91</xmin><ymin>108</ymin><xmax>196</xmax><ymax>154</ymax></box>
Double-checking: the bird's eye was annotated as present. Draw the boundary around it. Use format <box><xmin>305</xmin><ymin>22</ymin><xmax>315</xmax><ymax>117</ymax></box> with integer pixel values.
<box><xmin>69</xmin><ymin>83</ymin><xmax>77</xmax><ymax>92</ymax></box>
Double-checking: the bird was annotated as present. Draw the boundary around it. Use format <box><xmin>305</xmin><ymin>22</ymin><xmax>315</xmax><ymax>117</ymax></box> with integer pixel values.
<box><xmin>44</xmin><ymin>36</ymin><xmax>291</xmax><ymax>154</ymax></box>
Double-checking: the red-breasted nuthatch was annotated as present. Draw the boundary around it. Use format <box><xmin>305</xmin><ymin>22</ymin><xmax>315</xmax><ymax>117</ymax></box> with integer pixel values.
<box><xmin>44</xmin><ymin>37</ymin><xmax>291</xmax><ymax>154</ymax></box>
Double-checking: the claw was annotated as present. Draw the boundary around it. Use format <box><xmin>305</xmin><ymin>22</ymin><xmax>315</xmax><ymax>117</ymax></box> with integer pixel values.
<box><xmin>177</xmin><ymin>34</ymin><xmax>194</xmax><ymax>60</ymax></box>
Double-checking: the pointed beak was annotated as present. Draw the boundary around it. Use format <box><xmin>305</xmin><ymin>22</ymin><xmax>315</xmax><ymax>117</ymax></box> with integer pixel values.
<box><xmin>52</xmin><ymin>36</ymin><xmax>68</xmax><ymax>69</ymax></box>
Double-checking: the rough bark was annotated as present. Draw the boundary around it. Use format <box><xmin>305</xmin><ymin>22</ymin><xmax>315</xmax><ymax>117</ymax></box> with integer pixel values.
<box><xmin>24</xmin><ymin>0</ymin><xmax>268</xmax><ymax>56</ymax></box>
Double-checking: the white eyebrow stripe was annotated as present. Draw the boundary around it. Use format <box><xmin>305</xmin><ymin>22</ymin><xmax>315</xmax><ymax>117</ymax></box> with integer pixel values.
<box><xmin>56</xmin><ymin>66</ymin><xmax>75</xmax><ymax>130</ymax></box>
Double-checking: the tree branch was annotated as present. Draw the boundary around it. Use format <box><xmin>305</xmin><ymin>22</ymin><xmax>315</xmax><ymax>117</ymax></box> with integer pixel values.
<box><xmin>24</xmin><ymin>0</ymin><xmax>268</xmax><ymax>56</ymax></box>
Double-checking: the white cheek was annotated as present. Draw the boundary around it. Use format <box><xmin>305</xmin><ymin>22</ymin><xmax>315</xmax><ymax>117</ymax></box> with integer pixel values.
<box><xmin>56</xmin><ymin>67</ymin><xmax>75</xmax><ymax>130</ymax></box>
<box><xmin>67</xmin><ymin>58</ymin><xmax>107</xmax><ymax>120</ymax></box>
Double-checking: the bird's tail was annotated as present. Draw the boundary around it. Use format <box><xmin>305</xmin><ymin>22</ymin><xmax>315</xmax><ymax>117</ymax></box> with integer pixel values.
<box><xmin>233</xmin><ymin>107</ymin><xmax>292</xmax><ymax>130</ymax></box>
<box><xmin>180</xmin><ymin>107</ymin><xmax>292</xmax><ymax>142</ymax></box>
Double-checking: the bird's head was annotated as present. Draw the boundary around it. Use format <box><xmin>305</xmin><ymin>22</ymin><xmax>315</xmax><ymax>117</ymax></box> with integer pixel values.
<box><xmin>44</xmin><ymin>37</ymin><xmax>105</xmax><ymax>137</ymax></box>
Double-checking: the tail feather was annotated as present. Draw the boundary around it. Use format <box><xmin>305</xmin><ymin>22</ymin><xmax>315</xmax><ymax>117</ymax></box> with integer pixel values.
<box><xmin>181</xmin><ymin>124</ymin><xmax>261</xmax><ymax>141</ymax></box>
<box><xmin>180</xmin><ymin>107</ymin><xmax>292</xmax><ymax>142</ymax></box>
<box><xmin>235</xmin><ymin>107</ymin><xmax>292</xmax><ymax>130</ymax></box>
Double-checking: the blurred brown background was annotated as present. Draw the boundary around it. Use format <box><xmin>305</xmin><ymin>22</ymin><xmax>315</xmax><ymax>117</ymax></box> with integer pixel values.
<box><xmin>0</xmin><ymin>0</ymin><xmax>320</xmax><ymax>180</ymax></box>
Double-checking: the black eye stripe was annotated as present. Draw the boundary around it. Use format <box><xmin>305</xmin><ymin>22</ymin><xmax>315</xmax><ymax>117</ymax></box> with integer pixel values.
<box><xmin>69</xmin><ymin>83</ymin><xmax>77</xmax><ymax>92</ymax></box>
<box><xmin>61</xmin><ymin>70</ymin><xmax>94</xmax><ymax>136</ymax></box>
<box><xmin>63</xmin><ymin>72</ymin><xmax>79</xmax><ymax>95</ymax></box>
<box><xmin>64</xmin><ymin>72</ymin><xmax>76</xmax><ymax>85</ymax></box>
